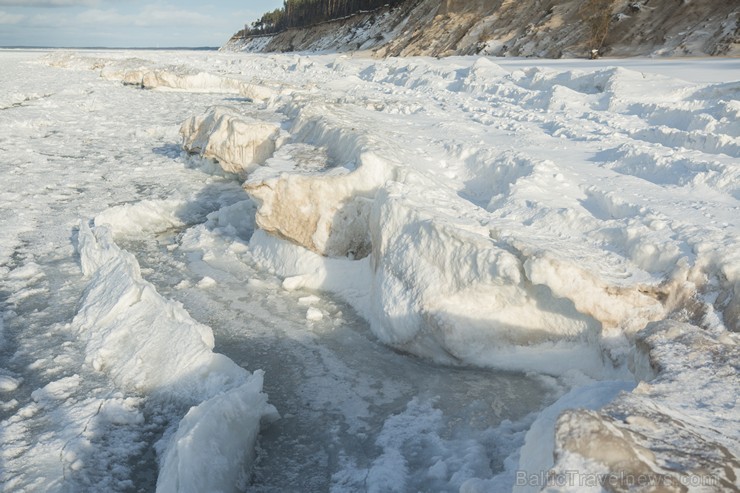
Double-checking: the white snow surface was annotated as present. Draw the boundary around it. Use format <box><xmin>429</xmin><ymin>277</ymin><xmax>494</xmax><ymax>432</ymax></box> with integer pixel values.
<box><xmin>1</xmin><ymin>48</ymin><xmax>738</xmax><ymax>492</ymax></box>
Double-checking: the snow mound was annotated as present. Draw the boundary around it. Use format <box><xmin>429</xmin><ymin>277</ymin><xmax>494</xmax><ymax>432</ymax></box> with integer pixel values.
<box><xmin>180</xmin><ymin>106</ymin><xmax>281</xmax><ymax>176</ymax></box>
<box><xmin>74</xmin><ymin>221</ymin><xmax>275</xmax><ymax>492</ymax></box>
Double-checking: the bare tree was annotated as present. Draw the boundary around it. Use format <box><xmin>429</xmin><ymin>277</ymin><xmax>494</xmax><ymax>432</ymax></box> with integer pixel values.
<box><xmin>578</xmin><ymin>0</ymin><xmax>616</xmax><ymax>58</ymax></box>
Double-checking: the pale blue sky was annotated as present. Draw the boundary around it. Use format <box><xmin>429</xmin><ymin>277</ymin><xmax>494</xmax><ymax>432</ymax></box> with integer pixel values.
<box><xmin>0</xmin><ymin>0</ymin><xmax>284</xmax><ymax>47</ymax></box>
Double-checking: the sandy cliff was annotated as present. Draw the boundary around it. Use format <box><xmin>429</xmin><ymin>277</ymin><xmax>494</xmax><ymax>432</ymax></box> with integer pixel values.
<box><xmin>222</xmin><ymin>0</ymin><xmax>739</xmax><ymax>58</ymax></box>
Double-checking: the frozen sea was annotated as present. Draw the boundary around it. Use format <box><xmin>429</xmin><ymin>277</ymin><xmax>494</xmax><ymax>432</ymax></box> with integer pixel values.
<box><xmin>0</xmin><ymin>49</ymin><xmax>738</xmax><ymax>492</ymax></box>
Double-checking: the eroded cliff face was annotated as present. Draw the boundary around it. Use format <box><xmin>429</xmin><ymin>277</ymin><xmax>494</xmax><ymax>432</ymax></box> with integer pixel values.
<box><xmin>222</xmin><ymin>0</ymin><xmax>739</xmax><ymax>58</ymax></box>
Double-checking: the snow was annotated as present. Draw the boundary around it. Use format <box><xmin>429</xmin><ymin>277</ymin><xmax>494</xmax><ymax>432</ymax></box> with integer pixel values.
<box><xmin>1</xmin><ymin>48</ymin><xmax>737</xmax><ymax>492</ymax></box>
<box><xmin>0</xmin><ymin>375</ymin><xmax>21</xmax><ymax>392</ymax></box>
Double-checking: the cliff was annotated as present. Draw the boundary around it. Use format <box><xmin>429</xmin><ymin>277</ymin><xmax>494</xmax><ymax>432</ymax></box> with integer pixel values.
<box><xmin>221</xmin><ymin>0</ymin><xmax>739</xmax><ymax>58</ymax></box>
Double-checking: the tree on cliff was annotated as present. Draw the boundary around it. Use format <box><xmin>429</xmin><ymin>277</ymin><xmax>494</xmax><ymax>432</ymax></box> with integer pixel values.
<box><xmin>245</xmin><ymin>0</ymin><xmax>407</xmax><ymax>35</ymax></box>
<box><xmin>578</xmin><ymin>0</ymin><xmax>617</xmax><ymax>57</ymax></box>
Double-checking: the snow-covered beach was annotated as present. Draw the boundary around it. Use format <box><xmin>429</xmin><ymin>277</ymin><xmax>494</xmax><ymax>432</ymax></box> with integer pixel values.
<box><xmin>0</xmin><ymin>49</ymin><xmax>737</xmax><ymax>492</ymax></box>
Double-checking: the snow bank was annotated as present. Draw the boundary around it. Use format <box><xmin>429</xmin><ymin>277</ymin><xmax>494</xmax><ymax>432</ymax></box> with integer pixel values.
<box><xmin>242</xmin><ymin>57</ymin><xmax>739</xmax><ymax>378</ymax></box>
<box><xmin>180</xmin><ymin>106</ymin><xmax>281</xmax><ymax>175</ymax></box>
<box><xmin>74</xmin><ymin>221</ymin><xmax>275</xmax><ymax>492</ymax></box>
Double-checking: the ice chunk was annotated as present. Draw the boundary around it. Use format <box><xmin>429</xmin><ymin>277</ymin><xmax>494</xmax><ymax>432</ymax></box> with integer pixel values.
<box><xmin>0</xmin><ymin>376</ymin><xmax>20</xmax><ymax>392</ymax></box>
<box><xmin>197</xmin><ymin>276</ymin><xmax>217</xmax><ymax>288</ymax></box>
<box><xmin>157</xmin><ymin>373</ymin><xmax>277</xmax><ymax>493</ymax></box>
<box><xmin>298</xmin><ymin>295</ymin><xmax>321</xmax><ymax>305</ymax></box>
<box><xmin>547</xmin><ymin>321</ymin><xmax>740</xmax><ymax>491</ymax></box>
<box><xmin>74</xmin><ymin>221</ymin><xmax>274</xmax><ymax>490</ymax></box>
<box><xmin>306</xmin><ymin>307</ymin><xmax>324</xmax><ymax>321</ymax></box>
<box><xmin>245</xmin><ymin>151</ymin><xmax>393</xmax><ymax>258</ymax></box>
<box><xmin>180</xmin><ymin>106</ymin><xmax>280</xmax><ymax>175</ymax></box>
<box><xmin>31</xmin><ymin>375</ymin><xmax>81</xmax><ymax>403</ymax></box>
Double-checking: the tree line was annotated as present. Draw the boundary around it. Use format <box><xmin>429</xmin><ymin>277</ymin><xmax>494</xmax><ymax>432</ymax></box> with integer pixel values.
<box><xmin>245</xmin><ymin>0</ymin><xmax>407</xmax><ymax>35</ymax></box>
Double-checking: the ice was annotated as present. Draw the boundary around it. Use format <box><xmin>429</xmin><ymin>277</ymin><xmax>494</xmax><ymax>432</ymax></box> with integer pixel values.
<box><xmin>547</xmin><ymin>321</ymin><xmax>740</xmax><ymax>491</ymax></box>
<box><xmin>75</xmin><ymin>219</ymin><xmax>276</xmax><ymax>491</ymax></box>
<box><xmin>180</xmin><ymin>106</ymin><xmax>281</xmax><ymax>175</ymax></box>
<box><xmin>1</xmin><ymin>48</ymin><xmax>738</xmax><ymax>492</ymax></box>
<box><xmin>0</xmin><ymin>375</ymin><xmax>20</xmax><ymax>392</ymax></box>
<box><xmin>157</xmin><ymin>374</ymin><xmax>277</xmax><ymax>493</ymax></box>
<box><xmin>127</xmin><ymin>212</ymin><xmax>553</xmax><ymax>491</ymax></box>
<box><xmin>245</xmin><ymin>151</ymin><xmax>392</xmax><ymax>259</ymax></box>
<box><xmin>93</xmin><ymin>200</ymin><xmax>187</xmax><ymax>237</ymax></box>
<box><xmin>305</xmin><ymin>307</ymin><xmax>324</xmax><ymax>321</ymax></box>
<box><xmin>75</xmin><ymin>221</ymin><xmax>245</xmax><ymax>395</ymax></box>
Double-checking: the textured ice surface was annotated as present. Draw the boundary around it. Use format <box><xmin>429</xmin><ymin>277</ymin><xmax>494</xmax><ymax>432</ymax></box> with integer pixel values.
<box><xmin>1</xmin><ymin>48</ymin><xmax>738</xmax><ymax>492</ymax></box>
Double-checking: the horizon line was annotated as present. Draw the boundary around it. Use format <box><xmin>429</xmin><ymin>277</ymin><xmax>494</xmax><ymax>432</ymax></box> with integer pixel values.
<box><xmin>0</xmin><ymin>45</ymin><xmax>219</xmax><ymax>50</ymax></box>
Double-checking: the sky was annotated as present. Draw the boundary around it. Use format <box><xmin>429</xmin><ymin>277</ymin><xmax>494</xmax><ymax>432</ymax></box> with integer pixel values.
<box><xmin>0</xmin><ymin>0</ymin><xmax>285</xmax><ymax>47</ymax></box>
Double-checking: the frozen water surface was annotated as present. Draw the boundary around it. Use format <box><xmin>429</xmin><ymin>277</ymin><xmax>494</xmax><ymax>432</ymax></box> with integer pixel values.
<box><xmin>1</xmin><ymin>49</ymin><xmax>737</xmax><ymax>492</ymax></box>
<box><xmin>123</xmin><ymin>230</ymin><xmax>552</xmax><ymax>492</ymax></box>
<box><xmin>0</xmin><ymin>50</ymin><xmax>555</xmax><ymax>492</ymax></box>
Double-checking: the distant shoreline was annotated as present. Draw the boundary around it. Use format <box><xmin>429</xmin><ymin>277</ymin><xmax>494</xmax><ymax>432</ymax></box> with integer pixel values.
<box><xmin>0</xmin><ymin>46</ymin><xmax>218</xmax><ymax>51</ymax></box>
